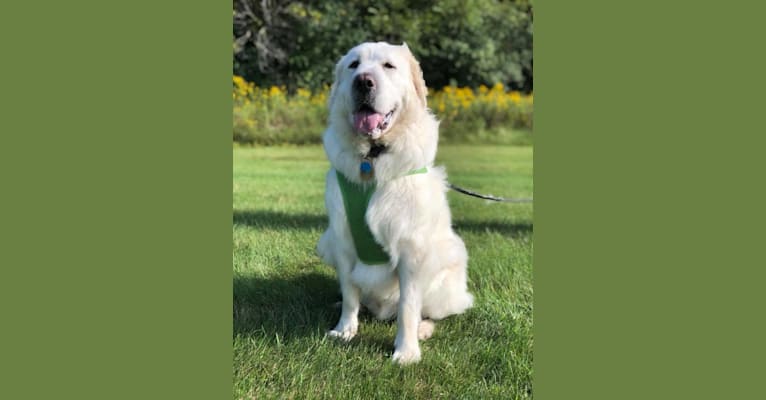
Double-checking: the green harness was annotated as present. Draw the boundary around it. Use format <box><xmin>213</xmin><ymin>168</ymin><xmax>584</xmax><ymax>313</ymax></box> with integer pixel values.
<box><xmin>335</xmin><ymin>167</ymin><xmax>428</xmax><ymax>265</ymax></box>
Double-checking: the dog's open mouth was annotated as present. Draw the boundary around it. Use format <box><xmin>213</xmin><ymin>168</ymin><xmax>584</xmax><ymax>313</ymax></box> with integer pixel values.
<box><xmin>353</xmin><ymin>104</ymin><xmax>396</xmax><ymax>137</ymax></box>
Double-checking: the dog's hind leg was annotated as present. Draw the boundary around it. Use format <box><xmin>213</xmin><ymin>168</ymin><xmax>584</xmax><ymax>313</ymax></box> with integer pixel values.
<box><xmin>418</xmin><ymin>319</ymin><xmax>435</xmax><ymax>340</ymax></box>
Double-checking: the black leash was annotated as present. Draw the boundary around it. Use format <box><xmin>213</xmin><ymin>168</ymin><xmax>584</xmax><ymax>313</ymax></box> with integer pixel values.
<box><xmin>363</xmin><ymin>141</ymin><xmax>532</xmax><ymax>203</ymax></box>
<box><xmin>447</xmin><ymin>183</ymin><xmax>533</xmax><ymax>203</ymax></box>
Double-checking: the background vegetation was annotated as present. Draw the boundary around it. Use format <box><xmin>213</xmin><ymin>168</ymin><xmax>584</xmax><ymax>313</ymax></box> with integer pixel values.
<box><xmin>232</xmin><ymin>0</ymin><xmax>533</xmax><ymax>145</ymax></box>
<box><xmin>234</xmin><ymin>0</ymin><xmax>533</xmax><ymax>93</ymax></box>
<box><xmin>233</xmin><ymin>77</ymin><xmax>533</xmax><ymax>145</ymax></box>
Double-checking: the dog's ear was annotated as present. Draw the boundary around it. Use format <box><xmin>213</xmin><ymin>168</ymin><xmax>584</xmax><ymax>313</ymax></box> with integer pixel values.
<box><xmin>328</xmin><ymin>54</ymin><xmax>345</xmax><ymax>109</ymax></box>
<box><xmin>403</xmin><ymin>43</ymin><xmax>428</xmax><ymax>107</ymax></box>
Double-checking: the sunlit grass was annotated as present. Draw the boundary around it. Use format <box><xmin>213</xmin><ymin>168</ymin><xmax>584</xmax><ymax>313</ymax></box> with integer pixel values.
<box><xmin>233</xmin><ymin>144</ymin><xmax>533</xmax><ymax>399</ymax></box>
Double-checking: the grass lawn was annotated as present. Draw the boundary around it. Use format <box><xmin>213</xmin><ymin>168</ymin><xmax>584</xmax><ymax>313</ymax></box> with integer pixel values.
<box><xmin>233</xmin><ymin>144</ymin><xmax>533</xmax><ymax>399</ymax></box>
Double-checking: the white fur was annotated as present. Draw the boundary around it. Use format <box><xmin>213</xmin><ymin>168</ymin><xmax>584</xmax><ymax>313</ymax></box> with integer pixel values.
<box><xmin>317</xmin><ymin>42</ymin><xmax>473</xmax><ymax>365</ymax></box>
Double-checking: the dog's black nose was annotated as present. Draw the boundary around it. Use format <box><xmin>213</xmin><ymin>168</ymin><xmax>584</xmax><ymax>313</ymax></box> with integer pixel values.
<box><xmin>354</xmin><ymin>73</ymin><xmax>376</xmax><ymax>92</ymax></box>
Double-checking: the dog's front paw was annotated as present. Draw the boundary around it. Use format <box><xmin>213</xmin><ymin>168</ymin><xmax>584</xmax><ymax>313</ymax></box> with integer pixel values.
<box><xmin>327</xmin><ymin>321</ymin><xmax>358</xmax><ymax>341</ymax></box>
<box><xmin>392</xmin><ymin>345</ymin><xmax>421</xmax><ymax>365</ymax></box>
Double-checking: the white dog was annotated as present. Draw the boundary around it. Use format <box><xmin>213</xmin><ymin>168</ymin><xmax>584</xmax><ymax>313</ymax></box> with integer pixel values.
<box><xmin>317</xmin><ymin>42</ymin><xmax>473</xmax><ymax>365</ymax></box>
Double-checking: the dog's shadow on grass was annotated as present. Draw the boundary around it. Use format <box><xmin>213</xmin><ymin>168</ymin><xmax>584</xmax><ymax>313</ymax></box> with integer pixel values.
<box><xmin>233</xmin><ymin>210</ymin><xmax>326</xmax><ymax>230</ymax></box>
<box><xmin>234</xmin><ymin>271</ymin><xmax>400</xmax><ymax>355</ymax></box>
<box><xmin>453</xmin><ymin>220</ymin><xmax>532</xmax><ymax>237</ymax></box>
<box><xmin>233</xmin><ymin>271</ymin><xmax>340</xmax><ymax>341</ymax></box>
<box><xmin>233</xmin><ymin>209</ymin><xmax>532</xmax><ymax>237</ymax></box>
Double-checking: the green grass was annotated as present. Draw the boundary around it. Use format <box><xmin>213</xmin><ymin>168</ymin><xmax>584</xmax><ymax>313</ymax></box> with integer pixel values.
<box><xmin>233</xmin><ymin>144</ymin><xmax>533</xmax><ymax>399</ymax></box>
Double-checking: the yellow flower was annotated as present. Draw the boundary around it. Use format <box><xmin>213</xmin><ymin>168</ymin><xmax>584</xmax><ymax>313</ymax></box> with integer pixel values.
<box><xmin>269</xmin><ymin>86</ymin><xmax>282</xmax><ymax>97</ymax></box>
<box><xmin>296</xmin><ymin>88</ymin><xmax>311</xmax><ymax>99</ymax></box>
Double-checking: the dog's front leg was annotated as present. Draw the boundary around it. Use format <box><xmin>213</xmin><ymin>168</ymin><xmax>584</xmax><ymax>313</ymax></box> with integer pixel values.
<box><xmin>327</xmin><ymin>260</ymin><xmax>361</xmax><ymax>341</ymax></box>
<box><xmin>392</xmin><ymin>256</ymin><xmax>422</xmax><ymax>365</ymax></box>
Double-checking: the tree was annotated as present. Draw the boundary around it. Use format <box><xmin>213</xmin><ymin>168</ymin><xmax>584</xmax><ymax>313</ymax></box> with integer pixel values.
<box><xmin>233</xmin><ymin>0</ymin><xmax>533</xmax><ymax>92</ymax></box>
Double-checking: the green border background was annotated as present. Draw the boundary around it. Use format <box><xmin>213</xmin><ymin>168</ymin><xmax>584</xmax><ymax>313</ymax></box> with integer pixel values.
<box><xmin>535</xmin><ymin>2</ymin><xmax>765</xmax><ymax>399</ymax></box>
<box><xmin>1</xmin><ymin>1</ymin><xmax>231</xmax><ymax>399</ymax></box>
<box><xmin>1</xmin><ymin>1</ymin><xmax>765</xmax><ymax>399</ymax></box>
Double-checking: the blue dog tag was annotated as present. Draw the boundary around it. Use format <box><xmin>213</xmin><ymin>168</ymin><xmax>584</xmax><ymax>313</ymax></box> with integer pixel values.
<box><xmin>360</xmin><ymin>158</ymin><xmax>373</xmax><ymax>180</ymax></box>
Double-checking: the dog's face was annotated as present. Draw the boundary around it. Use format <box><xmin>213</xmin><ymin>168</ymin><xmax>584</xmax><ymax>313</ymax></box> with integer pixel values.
<box><xmin>329</xmin><ymin>42</ymin><xmax>428</xmax><ymax>141</ymax></box>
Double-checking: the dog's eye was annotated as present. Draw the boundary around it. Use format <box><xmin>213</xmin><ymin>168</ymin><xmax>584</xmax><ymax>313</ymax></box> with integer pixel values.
<box><xmin>383</xmin><ymin>62</ymin><xmax>396</xmax><ymax>69</ymax></box>
<box><xmin>348</xmin><ymin>60</ymin><xmax>359</xmax><ymax>69</ymax></box>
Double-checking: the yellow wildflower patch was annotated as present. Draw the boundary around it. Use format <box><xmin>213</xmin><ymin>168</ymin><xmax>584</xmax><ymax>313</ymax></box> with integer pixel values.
<box><xmin>232</xmin><ymin>75</ymin><xmax>532</xmax><ymax>144</ymax></box>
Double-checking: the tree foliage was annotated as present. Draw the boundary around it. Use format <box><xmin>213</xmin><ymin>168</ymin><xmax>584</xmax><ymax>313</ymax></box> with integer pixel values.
<box><xmin>233</xmin><ymin>0</ymin><xmax>533</xmax><ymax>92</ymax></box>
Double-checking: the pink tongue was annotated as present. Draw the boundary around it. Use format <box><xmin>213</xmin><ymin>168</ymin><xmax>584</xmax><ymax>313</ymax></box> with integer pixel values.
<box><xmin>353</xmin><ymin>110</ymin><xmax>384</xmax><ymax>133</ymax></box>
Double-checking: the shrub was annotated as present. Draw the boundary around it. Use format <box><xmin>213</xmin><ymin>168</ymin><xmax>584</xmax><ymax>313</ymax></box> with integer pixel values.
<box><xmin>233</xmin><ymin>76</ymin><xmax>532</xmax><ymax>146</ymax></box>
<box><xmin>431</xmin><ymin>83</ymin><xmax>533</xmax><ymax>143</ymax></box>
<box><xmin>233</xmin><ymin>76</ymin><xmax>328</xmax><ymax>145</ymax></box>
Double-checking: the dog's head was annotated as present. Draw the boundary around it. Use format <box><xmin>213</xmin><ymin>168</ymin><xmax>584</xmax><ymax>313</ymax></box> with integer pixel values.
<box><xmin>329</xmin><ymin>42</ymin><xmax>428</xmax><ymax>141</ymax></box>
